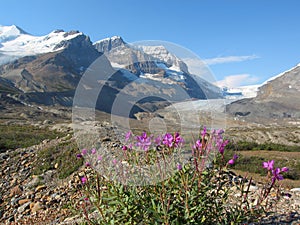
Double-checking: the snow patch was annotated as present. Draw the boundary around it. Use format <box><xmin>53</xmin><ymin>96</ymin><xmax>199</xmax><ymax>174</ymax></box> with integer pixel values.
<box><xmin>0</xmin><ymin>25</ymin><xmax>82</xmax><ymax>64</ymax></box>
<box><xmin>93</xmin><ymin>36</ymin><xmax>122</xmax><ymax>44</ymax></box>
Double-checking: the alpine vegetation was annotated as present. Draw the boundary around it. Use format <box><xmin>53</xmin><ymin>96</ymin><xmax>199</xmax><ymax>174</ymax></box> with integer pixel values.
<box><xmin>75</xmin><ymin>127</ymin><xmax>289</xmax><ymax>224</ymax></box>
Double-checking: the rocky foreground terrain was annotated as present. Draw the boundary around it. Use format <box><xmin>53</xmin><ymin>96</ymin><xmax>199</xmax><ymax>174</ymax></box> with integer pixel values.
<box><xmin>0</xmin><ymin>110</ymin><xmax>299</xmax><ymax>224</ymax></box>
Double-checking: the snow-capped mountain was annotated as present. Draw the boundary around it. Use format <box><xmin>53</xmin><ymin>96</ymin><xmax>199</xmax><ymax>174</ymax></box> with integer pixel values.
<box><xmin>93</xmin><ymin>36</ymin><xmax>222</xmax><ymax>99</ymax></box>
<box><xmin>138</xmin><ymin>45</ymin><xmax>189</xmax><ymax>73</ymax></box>
<box><xmin>0</xmin><ymin>25</ymin><xmax>101</xmax><ymax>93</ymax></box>
<box><xmin>93</xmin><ymin>36</ymin><xmax>126</xmax><ymax>53</ymax></box>
<box><xmin>0</xmin><ymin>25</ymin><xmax>28</xmax><ymax>42</ymax></box>
<box><xmin>0</xmin><ymin>25</ymin><xmax>83</xmax><ymax>65</ymax></box>
<box><xmin>0</xmin><ymin>25</ymin><xmax>224</xmax><ymax>117</ymax></box>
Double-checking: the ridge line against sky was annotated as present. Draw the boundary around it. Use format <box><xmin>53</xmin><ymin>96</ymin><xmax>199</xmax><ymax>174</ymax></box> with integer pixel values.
<box><xmin>1</xmin><ymin>0</ymin><xmax>300</xmax><ymax>87</ymax></box>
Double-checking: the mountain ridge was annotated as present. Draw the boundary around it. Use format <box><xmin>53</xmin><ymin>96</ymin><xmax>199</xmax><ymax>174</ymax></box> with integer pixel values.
<box><xmin>0</xmin><ymin>25</ymin><xmax>223</xmax><ymax>118</ymax></box>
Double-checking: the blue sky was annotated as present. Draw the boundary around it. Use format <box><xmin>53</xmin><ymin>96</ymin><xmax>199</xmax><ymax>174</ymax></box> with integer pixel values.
<box><xmin>1</xmin><ymin>0</ymin><xmax>300</xmax><ymax>87</ymax></box>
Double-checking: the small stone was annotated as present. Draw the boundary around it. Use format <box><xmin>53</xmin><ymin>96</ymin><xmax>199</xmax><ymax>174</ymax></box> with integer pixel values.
<box><xmin>54</xmin><ymin>162</ymin><xmax>59</xmax><ymax>169</ymax></box>
<box><xmin>43</xmin><ymin>120</ymin><xmax>51</xmax><ymax>125</ymax></box>
<box><xmin>10</xmin><ymin>185</ymin><xmax>22</xmax><ymax>197</ymax></box>
<box><xmin>42</xmin><ymin>139</ymin><xmax>50</xmax><ymax>144</ymax></box>
<box><xmin>78</xmin><ymin>172</ymin><xmax>84</xmax><ymax>177</ymax></box>
<box><xmin>17</xmin><ymin>201</ymin><xmax>31</xmax><ymax>213</ymax></box>
<box><xmin>35</xmin><ymin>185</ymin><xmax>46</xmax><ymax>192</ymax></box>
<box><xmin>26</xmin><ymin>177</ymin><xmax>40</xmax><ymax>189</ymax></box>
<box><xmin>101</xmin><ymin>137</ymin><xmax>111</xmax><ymax>142</ymax></box>
<box><xmin>35</xmin><ymin>193</ymin><xmax>42</xmax><ymax>199</ymax></box>
<box><xmin>10</xmin><ymin>178</ymin><xmax>17</xmax><ymax>186</ymax></box>
<box><xmin>18</xmin><ymin>199</ymin><xmax>30</xmax><ymax>205</ymax></box>
<box><xmin>54</xmin><ymin>194</ymin><xmax>61</xmax><ymax>200</ymax></box>
<box><xmin>290</xmin><ymin>188</ymin><xmax>300</xmax><ymax>192</ymax></box>
<box><xmin>31</xmin><ymin>202</ymin><xmax>42</xmax><ymax>213</ymax></box>
<box><xmin>10</xmin><ymin>197</ymin><xmax>18</xmax><ymax>206</ymax></box>
<box><xmin>30</xmin><ymin>202</ymin><xmax>35</xmax><ymax>209</ymax></box>
<box><xmin>243</xmin><ymin>185</ymin><xmax>259</xmax><ymax>192</ymax></box>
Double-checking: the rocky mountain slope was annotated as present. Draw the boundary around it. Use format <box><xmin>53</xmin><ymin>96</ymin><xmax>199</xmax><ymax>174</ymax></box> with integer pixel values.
<box><xmin>226</xmin><ymin>63</ymin><xmax>300</xmax><ymax>121</ymax></box>
<box><xmin>94</xmin><ymin>36</ymin><xmax>222</xmax><ymax>100</ymax></box>
<box><xmin>0</xmin><ymin>25</ymin><xmax>222</xmax><ymax>118</ymax></box>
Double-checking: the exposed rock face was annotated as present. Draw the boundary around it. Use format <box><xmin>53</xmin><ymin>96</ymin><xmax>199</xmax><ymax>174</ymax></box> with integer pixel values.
<box><xmin>94</xmin><ymin>37</ymin><xmax>189</xmax><ymax>74</ymax></box>
<box><xmin>227</xmin><ymin>63</ymin><xmax>300</xmax><ymax>120</ymax></box>
<box><xmin>139</xmin><ymin>45</ymin><xmax>189</xmax><ymax>73</ymax></box>
<box><xmin>93</xmin><ymin>36</ymin><xmax>222</xmax><ymax>100</ymax></box>
<box><xmin>94</xmin><ymin>36</ymin><xmax>126</xmax><ymax>53</ymax></box>
<box><xmin>94</xmin><ymin>36</ymin><xmax>162</xmax><ymax>75</ymax></box>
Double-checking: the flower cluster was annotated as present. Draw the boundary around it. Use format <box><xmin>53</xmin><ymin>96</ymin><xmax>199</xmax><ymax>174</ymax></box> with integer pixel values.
<box><xmin>122</xmin><ymin>131</ymin><xmax>184</xmax><ymax>152</ymax></box>
<box><xmin>136</xmin><ymin>132</ymin><xmax>152</xmax><ymax>151</ymax></box>
<box><xmin>263</xmin><ymin>160</ymin><xmax>289</xmax><ymax>183</ymax></box>
<box><xmin>162</xmin><ymin>132</ymin><xmax>184</xmax><ymax>148</ymax></box>
<box><xmin>75</xmin><ymin>127</ymin><xmax>290</xmax><ymax>224</ymax></box>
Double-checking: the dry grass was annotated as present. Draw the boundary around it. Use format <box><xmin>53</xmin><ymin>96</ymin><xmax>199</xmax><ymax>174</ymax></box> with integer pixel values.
<box><xmin>233</xmin><ymin>169</ymin><xmax>300</xmax><ymax>189</ymax></box>
<box><xmin>238</xmin><ymin>150</ymin><xmax>300</xmax><ymax>159</ymax></box>
<box><xmin>233</xmin><ymin>150</ymin><xmax>300</xmax><ymax>189</ymax></box>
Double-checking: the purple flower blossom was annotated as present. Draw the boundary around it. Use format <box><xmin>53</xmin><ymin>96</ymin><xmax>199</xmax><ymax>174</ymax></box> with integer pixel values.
<box><xmin>228</xmin><ymin>159</ymin><xmax>235</xmax><ymax>165</ymax></box>
<box><xmin>122</xmin><ymin>145</ymin><xmax>128</xmax><ymax>151</ymax></box>
<box><xmin>155</xmin><ymin>135</ymin><xmax>162</xmax><ymax>145</ymax></box>
<box><xmin>200</xmin><ymin>127</ymin><xmax>207</xmax><ymax>137</ymax></box>
<box><xmin>216</xmin><ymin>129</ymin><xmax>224</xmax><ymax>135</ymax></box>
<box><xmin>81</xmin><ymin>177</ymin><xmax>87</xmax><ymax>184</ymax></box>
<box><xmin>125</xmin><ymin>131</ymin><xmax>132</xmax><ymax>142</ymax></box>
<box><xmin>228</xmin><ymin>154</ymin><xmax>238</xmax><ymax>165</ymax></box>
<box><xmin>281</xmin><ymin>167</ymin><xmax>289</xmax><ymax>172</ymax></box>
<box><xmin>81</xmin><ymin>149</ymin><xmax>88</xmax><ymax>155</ymax></box>
<box><xmin>163</xmin><ymin>133</ymin><xmax>174</xmax><ymax>148</ymax></box>
<box><xmin>91</xmin><ymin>148</ymin><xmax>96</xmax><ymax>154</ymax></box>
<box><xmin>112</xmin><ymin>159</ymin><xmax>118</xmax><ymax>165</ymax></box>
<box><xmin>76</xmin><ymin>154</ymin><xmax>83</xmax><ymax>159</ymax></box>
<box><xmin>272</xmin><ymin>168</ymin><xmax>284</xmax><ymax>182</ymax></box>
<box><xmin>177</xmin><ymin>163</ymin><xmax>182</xmax><ymax>171</ymax></box>
<box><xmin>136</xmin><ymin>132</ymin><xmax>152</xmax><ymax>151</ymax></box>
<box><xmin>263</xmin><ymin>160</ymin><xmax>274</xmax><ymax>171</ymax></box>
<box><xmin>162</xmin><ymin>132</ymin><xmax>184</xmax><ymax>148</ymax></box>
<box><xmin>85</xmin><ymin>162</ymin><xmax>91</xmax><ymax>167</ymax></box>
<box><xmin>233</xmin><ymin>154</ymin><xmax>238</xmax><ymax>160</ymax></box>
<box><xmin>193</xmin><ymin>139</ymin><xmax>202</xmax><ymax>150</ymax></box>
<box><xmin>218</xmin><ymin>140</ymin><xmax>229</xmax><ymax>155</ymax></box>
<box><xmin>174</xmin><ymin>132</ymin><xmax>184</xmax><ymax>147</ymax></box>
<box><xmin>97</xmin><ymin>155</ymin><xmax>102</xmax><ymax>161</ymax></box>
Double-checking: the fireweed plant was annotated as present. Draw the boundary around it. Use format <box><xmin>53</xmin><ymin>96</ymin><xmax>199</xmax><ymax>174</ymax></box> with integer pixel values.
<box><xmin>75</xmin><ymin>127</ymin><xmax>289</xmax><ymax>225</ymax></box>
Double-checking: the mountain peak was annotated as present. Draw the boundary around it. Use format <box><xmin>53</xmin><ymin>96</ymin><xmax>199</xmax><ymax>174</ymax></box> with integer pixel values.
<box><xmin>93</xmin><ymin>36</ymin><xmax>126</xmax><ymax>53</ymax></box>
<box><xmin>94</xmin><ymin>35</ymin><xmax>124</xmax><ymax>44</ymax></box>
<box><xmin>0</xmin><ymin>25</ymin><xmax>28</xmax><ymax>43</ymax></box>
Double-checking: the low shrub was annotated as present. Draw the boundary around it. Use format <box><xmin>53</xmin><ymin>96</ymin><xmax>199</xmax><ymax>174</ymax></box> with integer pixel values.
<box><xmin>33</xmin><ymin>140</ymin><xmax>83</xmax><ymax>179</ymax></box>
<box><xmin>74</xmin><ymin>128</ymin><xmax>289</xmax><ymax>224</ymax></box>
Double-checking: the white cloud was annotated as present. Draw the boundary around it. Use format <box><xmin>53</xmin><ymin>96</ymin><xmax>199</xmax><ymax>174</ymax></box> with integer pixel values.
<box><xmin>214</xmin><ymin>74</ymin><xmax>260</xmax><ymax>88</ymax></box>
<box><xmin>202</xmin><ymin>55</ymin><xmax>259</xmax><ymax>65</ymax></box>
